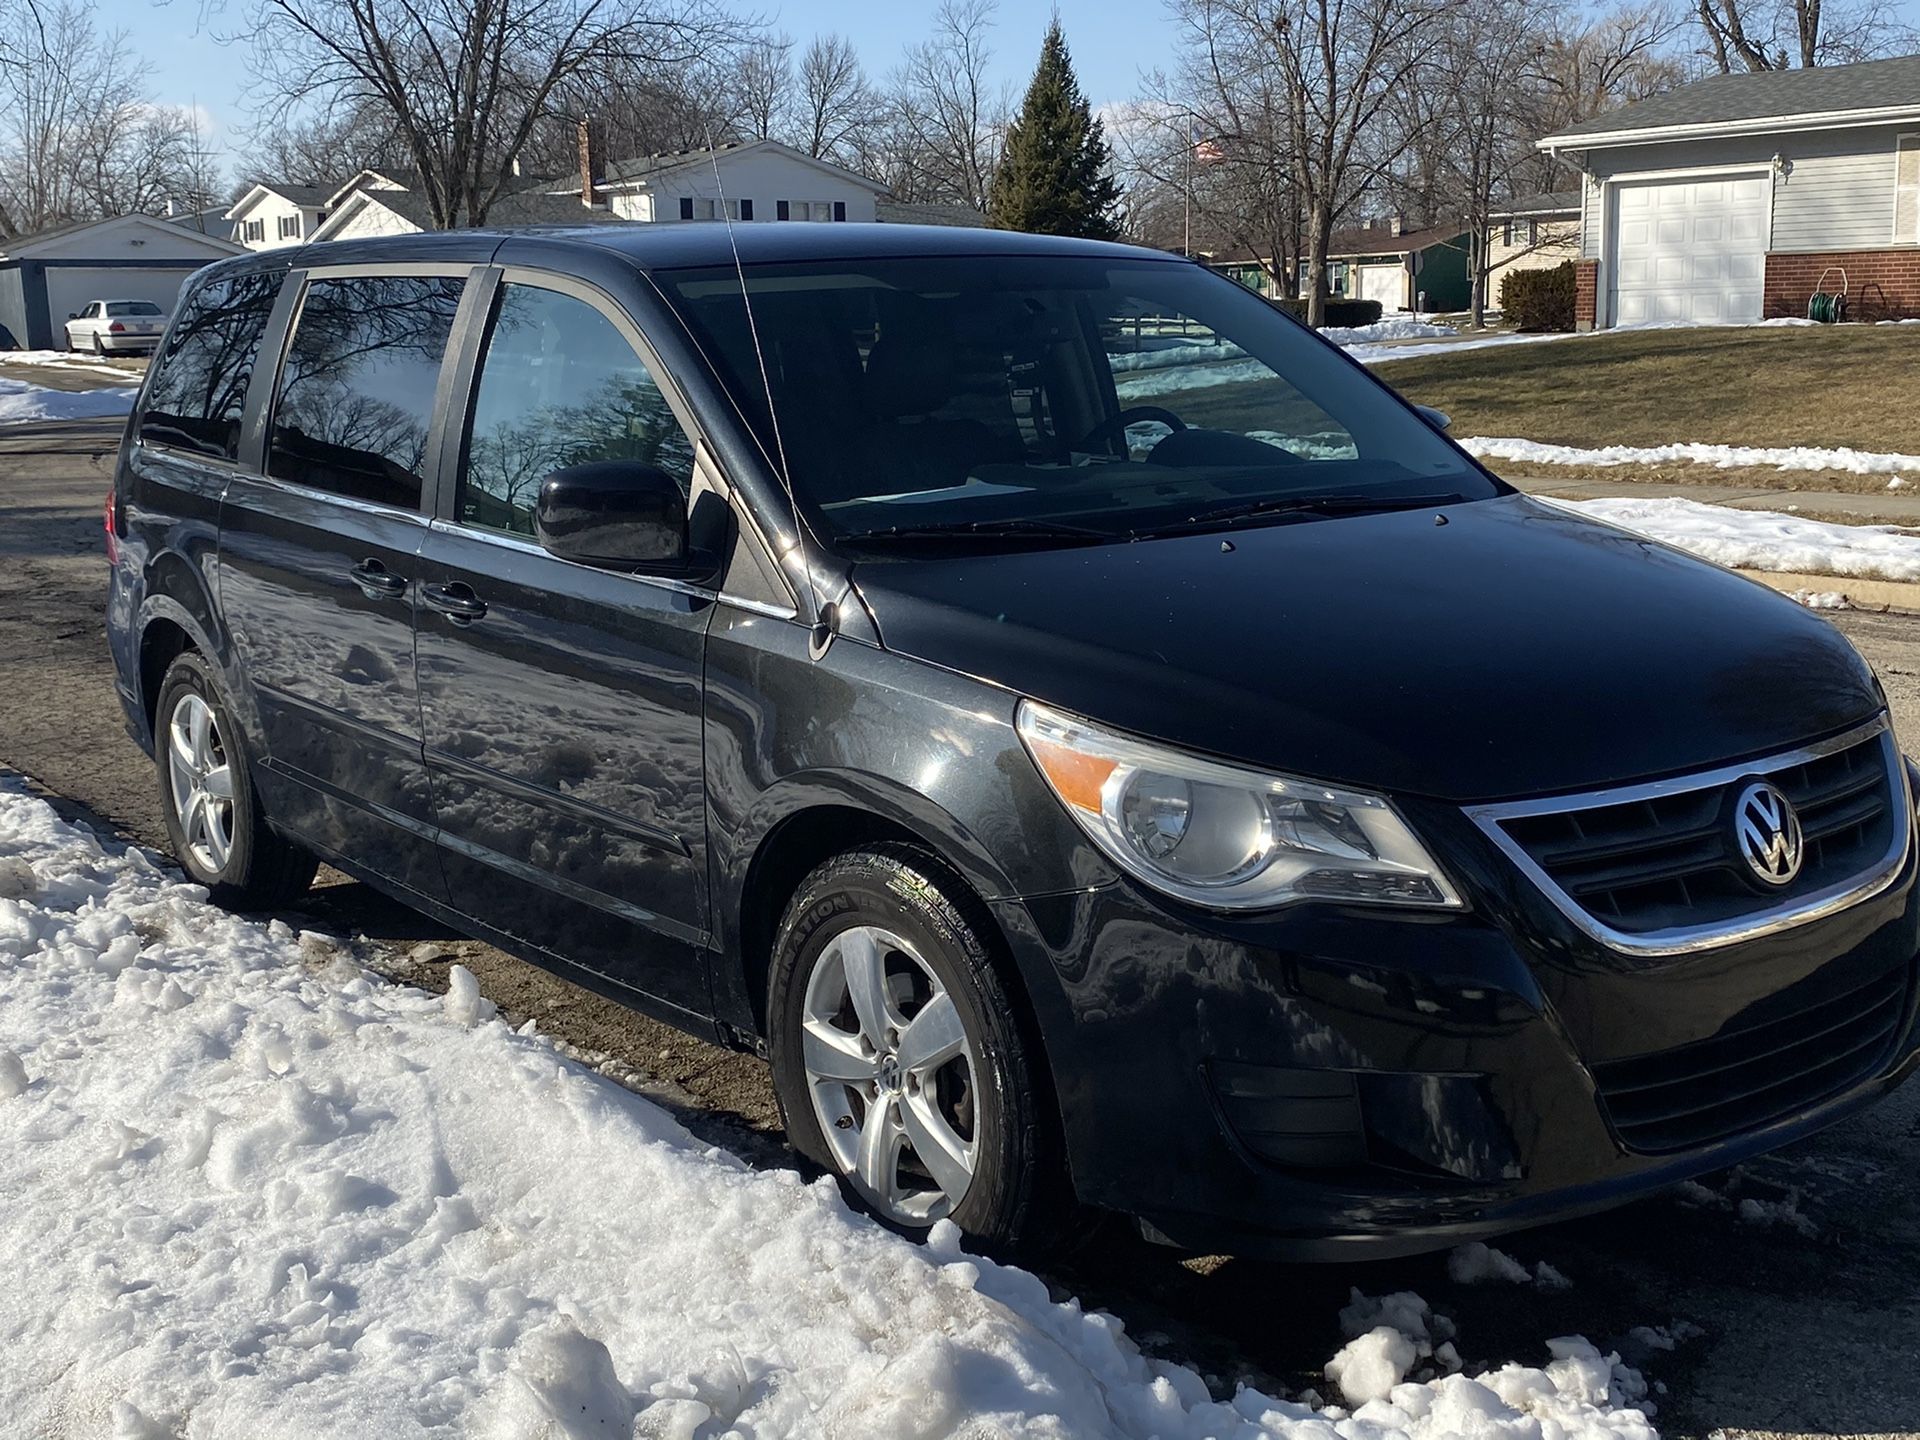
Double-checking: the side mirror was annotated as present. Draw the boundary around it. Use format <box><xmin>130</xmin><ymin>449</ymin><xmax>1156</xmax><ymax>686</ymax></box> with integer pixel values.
<box><xmin>535</xmin><ymin>460</ymin><xmax>688</xmax><ymax>569</ymax></box>
<box><xmin>1414</xmin><ymin>403</ymin><xmax>1452</xmax><ymax>432</ymax></box>
<box><xmin>67</xmin><ymin>312</ymin><xmax>79</xmax><ymax>320</ymax></box>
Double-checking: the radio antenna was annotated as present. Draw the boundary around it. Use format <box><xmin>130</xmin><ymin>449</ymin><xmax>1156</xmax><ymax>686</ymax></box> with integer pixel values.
<box><xmin>705</xmin><ymin>132</ymin><xmax>834</xmax><ymax>656</ymax></box>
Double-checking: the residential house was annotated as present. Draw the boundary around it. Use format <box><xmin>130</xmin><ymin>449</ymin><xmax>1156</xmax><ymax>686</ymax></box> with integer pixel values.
<box><xmin>225</xmin><ymin>182</ymin><xmax>334</xmax><ymax>250</ymax></box>
<box><xmin>590</xmin><ymin>139</ymin><xmax>888</xmax><ymax>224</ymax></box>
<box><xmin>0</xmin><ymin>213</ymin><xmax>244</xmax><ymax>350</ymax></box>
<box><xmin>1485</xmin><ymin>191</ymin><xmax>1581</xmax><ymax>305</ymax></box>
<box><xmin>310</xmin><ymin>180</ymin><xmax>627</xmax><ymax>244</ymax></box>
<box><xmin>307</xmin><ymin>143</ymin><xmax>900</xmax><ymax>245</ymax></box>
<box><xmin>1323</xmin><ymin>220</ymin><xmax>1471</xmax><ymax>313</ymax></box>
<box><xmin>1539</xmin><ymin>52</ymin><xmax>1920</xmax><ymax>327</ymax></box>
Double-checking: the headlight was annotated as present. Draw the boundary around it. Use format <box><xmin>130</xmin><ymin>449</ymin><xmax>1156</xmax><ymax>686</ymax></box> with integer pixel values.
<box><xmin>1017</xmin><ymin>700</ymin><xmax>1462</xmax><ymax>911</ymax></box>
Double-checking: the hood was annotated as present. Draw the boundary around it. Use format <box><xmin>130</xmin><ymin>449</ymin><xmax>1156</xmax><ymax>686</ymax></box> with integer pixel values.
<box><xmin>849</xmin><ymin>494</ymin><xmax>1881</xmax><ymax>803</ymax></box>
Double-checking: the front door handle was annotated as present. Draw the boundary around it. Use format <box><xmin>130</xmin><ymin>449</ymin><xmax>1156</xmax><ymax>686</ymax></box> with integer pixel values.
<box><xmin>350</xmin><ymin>559</ymin><xmax>407</xmax><ymax>599</ymax></box>
<box><xmin>421</xmin><ymin>582</ymin><xmax>488</xmax><ymax>624</ymax></box>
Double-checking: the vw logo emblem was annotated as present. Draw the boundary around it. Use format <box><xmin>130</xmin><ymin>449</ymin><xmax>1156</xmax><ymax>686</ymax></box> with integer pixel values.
<box><xmin>1734</xmin><ymin>781</ymin><xmax>1803</xmax><ymax>887</ymax></box>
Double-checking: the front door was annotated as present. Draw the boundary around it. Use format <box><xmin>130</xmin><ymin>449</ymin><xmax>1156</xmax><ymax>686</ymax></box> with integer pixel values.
<box><xmin>415</xmin><ymin>276</ymin><xmax>712</xmax><ymax>1018</ymax></box>
<box><xmin>217</xmin><ymin>269</ymin><xmax>467</xmax><ymax>902</ymax></box>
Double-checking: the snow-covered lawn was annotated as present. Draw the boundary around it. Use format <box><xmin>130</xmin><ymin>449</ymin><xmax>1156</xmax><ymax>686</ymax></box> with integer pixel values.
<box><xmin>1</xmin><ymin>348</ymin><xmax>144</xmax><ymax>383</ymax></box>
<box><xmin>1464</xmin><ymin>435</ymin><xmax>1920</xmax><ymax>484</ymax></box>
<box><xmin>0</xmin><ymin>374</ymin><xmax>137</xmax><ymax>423</ymax></box>
<box><xmin>0</xmin><ymin>779</ymin><xmax>1659</xmax><ymax>1438</ymax></box>
<box><xmin>1565</xmin><ymin>496</ymin><xmax>1920</xmax><ymax>582</ymax></box>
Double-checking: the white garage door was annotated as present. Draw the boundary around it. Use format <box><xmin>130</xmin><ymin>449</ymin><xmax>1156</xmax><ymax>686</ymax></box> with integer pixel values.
<box><xmin>45</xmin><ymin>268</ymin><xmax>194</xmax><ymax>335</ymax></box>
<box><xmin>1609</xmin><ymin>174</ymin><xmax>1768</xmax><ymax>326</ymax></box>
<box><xmin>1356</xmin><ymin>263</ymin><xmax>1405</xmax><ymax>312</ymax></box>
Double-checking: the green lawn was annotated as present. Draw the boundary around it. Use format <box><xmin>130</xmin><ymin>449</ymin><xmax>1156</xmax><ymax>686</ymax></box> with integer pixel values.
<box><xmin>1372</xmin><ymin>325</ymin><xmax>1920</xmax><ymax>456</ymax></box>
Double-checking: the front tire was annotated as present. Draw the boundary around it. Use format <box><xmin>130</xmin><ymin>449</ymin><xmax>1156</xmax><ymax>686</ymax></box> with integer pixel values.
<box><xmin>155</xmin><ymin>651</ymin><xmax>317</xmax><ymax>908</ymax></box>
<box><xmin>768</xmin><ymin>845</ymin><xmax>1067</xmax><ymax>1253</ymax></box>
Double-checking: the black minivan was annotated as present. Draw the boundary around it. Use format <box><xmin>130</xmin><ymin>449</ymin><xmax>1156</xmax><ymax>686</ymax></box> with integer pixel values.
<box><xmin>107</xmin><ymin>223</ymin><xmax>1920</xmax><ymax>1258</ymax></box>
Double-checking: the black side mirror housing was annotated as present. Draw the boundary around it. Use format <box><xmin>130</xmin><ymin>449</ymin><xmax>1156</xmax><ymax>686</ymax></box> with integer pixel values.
<box><xmin>534</xmin><ymin>460</ymin><xmax>689</xmax><ymax>570</ymax></box>
<box><xmin>1414</xmin><ymin>403</ymin><xmax>1452</xmax><ymax>432</ymax></box>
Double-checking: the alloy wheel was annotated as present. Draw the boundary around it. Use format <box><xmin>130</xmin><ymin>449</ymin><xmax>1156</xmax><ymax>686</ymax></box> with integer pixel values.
<box><xmin>800</xmin><ymin>923</ymin><xmax>980</xmax><ymax>1223</ymax></box>
<box><xmin>167</xmin><ymin>691</ymin><xmax>235</xmax><ymax>876</ymax></box>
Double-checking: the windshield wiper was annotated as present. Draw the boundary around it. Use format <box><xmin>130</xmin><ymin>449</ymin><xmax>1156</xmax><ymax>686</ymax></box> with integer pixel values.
<box><xmin>1136</xmin><ymin>491</ymin><xmax>1467</xmax><ymax>537</ymax></box>
<box><xmin>839</xmin><ymin>516</ymin><xmax>1119</xmax><ymax>546</ymax></box>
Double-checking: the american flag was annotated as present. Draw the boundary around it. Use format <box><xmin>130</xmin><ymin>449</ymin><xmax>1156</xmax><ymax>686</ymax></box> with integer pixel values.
<box><xmin>1192</xmin><ymin>134</ymin><xmax>1227</xmax><ymax>165</ymax></box>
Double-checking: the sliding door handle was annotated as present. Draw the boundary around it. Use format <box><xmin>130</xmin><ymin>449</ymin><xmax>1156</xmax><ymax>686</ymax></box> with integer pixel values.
<box><xmin>421</xmin><ymin>582</ymin><xmax>488</xmax><ymax>624</ymax></box>
<box><xmin>349</xmin><ymin>559</ymin><xmax>407</xmax><ymax>599</ymax></box>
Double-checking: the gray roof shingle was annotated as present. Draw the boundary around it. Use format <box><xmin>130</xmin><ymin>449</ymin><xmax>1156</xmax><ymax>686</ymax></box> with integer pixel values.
<box><xmin>1543</xmin><ymin>52</ymin><xmax>1920</xmax><ymax>144</ymax></box>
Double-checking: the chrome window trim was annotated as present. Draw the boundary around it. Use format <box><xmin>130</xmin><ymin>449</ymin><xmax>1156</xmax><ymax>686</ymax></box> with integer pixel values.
<box><xmin>423</xmin><ymin>516</ymin><xmax>797</xmax><ymax>618</ymax></box>
<box><xmin>235</xmin><ymin>470</ymin><xmax>432</xmax><ymax>524</ymax></box>
<box><xmin>1465</xmin><ymin>715</ymin><xmax>1910</xmax><ymax>956</ymax></box>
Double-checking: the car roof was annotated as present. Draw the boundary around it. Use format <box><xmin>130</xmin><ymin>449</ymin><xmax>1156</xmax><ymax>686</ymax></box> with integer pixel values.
<box><xmin>218</xmin><ymin>221</ymin><xmax>1181</xmax><ymax>279</ymax></box>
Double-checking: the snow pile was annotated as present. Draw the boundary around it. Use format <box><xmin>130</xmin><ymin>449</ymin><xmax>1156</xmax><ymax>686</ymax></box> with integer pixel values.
<box><xmin>0</xmin><ymin>375</ymin><xmax>136</xmax><ymax>423</ymax></box>
<box><xmin>0</xmin><ymin>778</ymin><xmax>1663</xmax><ymax>1439</ymax></box>
<box><xmin>1</xmin><ymin>348</ymin><xmax>144</xmax><ymax>382</ymax></box>
<box><xmin>1462</xmin><ymin>434</ymin><xmax>1920</xmax><ymax>481</ymax></box>
<box><xmin>1565</xmin><ymin>496</ymin><xmax>1920</xmax><ymax>581</ymax></box>
<box><xmin>1318</xmin><ymin>318</ymin><xmax>1457</xmax><ymax>345</ymax></box>
<box><xmin>1789</xmin><ymin>589</ymin><xmax>1853</xmax><ymax>610</ymax></box>
<box><xmin>1106</xmin><ymin>339</ymin><xmax>1248</xmax><ymax>373</ymax></box>
<box><xmin>1449</xmin><ymin>1243</ymin><xmax>1572</xmax><ymax>1291</ymax></box>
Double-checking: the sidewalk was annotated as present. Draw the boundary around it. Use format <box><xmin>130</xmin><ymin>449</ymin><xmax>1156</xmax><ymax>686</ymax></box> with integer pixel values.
<box><xmin>1508</xmin><ymin>473</ymin><xmax>1920</xmax><ymax>526</ymax></box>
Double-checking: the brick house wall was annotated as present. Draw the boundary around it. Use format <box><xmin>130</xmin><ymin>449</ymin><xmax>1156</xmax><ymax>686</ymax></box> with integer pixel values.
<box><xmin>1573</xmin><ymin>260</ymin><xmax>1598</xmax><ymax>330</ymax></box>
<box><xmin>1764</xmin><ymin>250</ymin><xmax>1920</xmax><ymax>321</ymax></box>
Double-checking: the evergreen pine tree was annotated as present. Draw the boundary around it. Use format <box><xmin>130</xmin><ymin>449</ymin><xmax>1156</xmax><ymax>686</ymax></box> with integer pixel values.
<box><xmin>987</xmin><ymin>19</ymin><xmax>1121</xmax><ymax>239</ymax></box>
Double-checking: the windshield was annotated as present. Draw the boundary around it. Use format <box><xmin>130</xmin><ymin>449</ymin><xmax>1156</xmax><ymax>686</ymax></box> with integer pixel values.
<box><xmin>656</xmin><ymin>255</ymin><xmax>1494</xmax><ymax>547</ymax></box>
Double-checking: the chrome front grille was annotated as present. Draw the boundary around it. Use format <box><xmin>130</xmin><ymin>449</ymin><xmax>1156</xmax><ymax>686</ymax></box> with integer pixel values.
<box><xmin>1469</xmin><ymin>717</ymin><xmax>1910</xmax><ymax>955</ymax></box>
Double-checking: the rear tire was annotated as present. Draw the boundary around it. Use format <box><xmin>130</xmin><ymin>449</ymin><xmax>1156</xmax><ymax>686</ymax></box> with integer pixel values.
<box><xmin>768</xmin><ymin>844</ymin><xmax>1069</xmax><ymax>1254</ymax></box>
<box><xmin>154</xmin><ymin>650</ymin><xmax>317</xmax><ymax>908</ymax></box>
<box><xmin>91</xmin><ymin>333</ymin><xmax>104</xmax><ymax>355</ymax></box>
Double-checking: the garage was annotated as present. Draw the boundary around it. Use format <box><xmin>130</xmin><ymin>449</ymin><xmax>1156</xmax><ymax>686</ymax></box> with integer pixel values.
<box><xmin>1355</xmin><ymin>262</ymin><xmax>1407</xmax><ymax>312</ymax></box>
<box><xmin>43</xmin><ymin>268</ymin><xmax>199</xmax><ymax>338</ymax></box>
<box><xmin>1608</xmin><ymin>173</ymin><xmax>1769</xmax><ymax>326</ymax></box>
<box><xmin>0</xmin><ymin>213</ymin><xmax>243</xmax><ymax>351</ymax></box>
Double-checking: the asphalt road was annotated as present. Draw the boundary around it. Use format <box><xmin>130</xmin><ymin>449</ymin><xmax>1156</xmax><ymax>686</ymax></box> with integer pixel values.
<box><xmin>7</xmin><ymin>414</ymin><xmax>1920</xmax><ymax>1438</ymax></box>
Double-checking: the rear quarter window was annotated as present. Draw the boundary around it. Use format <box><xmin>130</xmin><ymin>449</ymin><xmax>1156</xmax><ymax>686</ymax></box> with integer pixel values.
<box><xmin>138</xmin><ymin>272</ymin><xmax>280</xmax><ymax>461</ymax></box>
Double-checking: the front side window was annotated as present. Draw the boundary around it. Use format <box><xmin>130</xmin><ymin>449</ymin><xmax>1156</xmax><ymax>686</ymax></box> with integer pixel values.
<box><xmin>460</xmin><ymin>283</ymin><xmax>693</xmax><ymax>538</ymax></box>
<box><xmin>658</xmin><ymin>255</ymin><xmax>1488</xmax><ymax>548</ymax></box>
<box><xmin>138</xmin><ymin>271</ymin><xmax>279</xmax><ymax>460</ymax></box>
<box><xmin>267</xmin><ymin>273</ymin><xmax>465</xmax><ymax>510</ymax></box>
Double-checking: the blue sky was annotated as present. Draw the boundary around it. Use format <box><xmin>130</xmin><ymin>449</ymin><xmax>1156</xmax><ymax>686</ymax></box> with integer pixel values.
<box><xmin>122</xmin><ymin>0</ymin><xmax>1164</xmax><ymax>176</ymax></box>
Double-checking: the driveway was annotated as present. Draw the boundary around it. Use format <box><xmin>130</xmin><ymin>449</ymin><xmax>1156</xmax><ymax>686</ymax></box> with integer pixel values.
<box><xmin>6</xmin><ymin>414</ymin><xmax>1920</xmax><ymax>1438</ymax></box>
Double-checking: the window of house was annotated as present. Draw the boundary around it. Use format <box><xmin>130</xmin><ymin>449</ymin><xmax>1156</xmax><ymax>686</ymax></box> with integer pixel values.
<box><xmin>1897</xmin><ymin>135</ymin><xmax>1920</xmax><ymax>243</ymax></box>
<box><xmin>1527</xmin><ymin>218</ymin><xmax>1539</xmax><ymax>245</ymax></box>
<box><xmin>244</xmin><ymin>218</ymin><xmax>265</xmax><ymax>243</ymax></box>
<box><xmin>1501</xmin><ymin>220</ymin><xmax>1515</xmax><ymax>246</ymax></box>
<box><xmin>278</xmin><ymin>214</ymin><xmax>301</xmax><ymax>240</ymax></box>
<box><xmin>459</xmin><ymin>284</ymin><xmax>694</xmax><ymax>539</ymax></box>
<box><xmin>833</xmin><ymin>201</ymin><xmax>846</xmax><ymax>222</ymax></box>
<box><xmin>680</xmin><ymin>197</ymin><xmax>694</xmax><ymax>221</ymax></box>
<box><xmin>138</xmin><ymin>271</ymin><xmax>280</xmax><ymax>461</ymax></box>
<box><xmin>267</xmin><ymin>274</ymin><xmax>465</xmax><ymax>510</ymax></box>
<box><xmin>777</xmin><ymin>200</ymin><xmax>791</xmax><ymax>221</ymax></box>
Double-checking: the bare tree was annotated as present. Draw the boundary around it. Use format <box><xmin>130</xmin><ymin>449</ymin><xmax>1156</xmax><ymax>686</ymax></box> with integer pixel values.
<box><xmin>1168</xmin><ymin>0</ymin><xmax>1459</xmax><ymax>326</ymax></box>
<box><xmin>888</xmin><ymin>0</ymin><xmax>1007</xmax><ymax>209</ymax></box>
<box><xmin>238</xmin><ymin>0</ymin><xmax>745</xmax><ymax>229</ymax></box>
<box><xmin>1695</xmin><ymin>0</ymin><xmax>1915</xmax><ymax>68</ymax></box>
<box><xmin>798</xmin><ymin>34</ymin><xmax>875</xmax><ymax>162</ymax></box>
<box><xmin>733</xmin><ymin>33</ymin><xmax>794</xmax><ymax>141</ymax></box>
<box><xmin>0</xmin><ymin>0</ymin><xmax>218</xmax><ymax>236</ymax></box>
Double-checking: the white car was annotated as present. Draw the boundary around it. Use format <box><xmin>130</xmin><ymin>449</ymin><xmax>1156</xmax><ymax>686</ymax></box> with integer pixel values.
<box><xmin>65</xmin><ymin>299</ymin><xmax>167</xmax><ymax>355</ymax></box>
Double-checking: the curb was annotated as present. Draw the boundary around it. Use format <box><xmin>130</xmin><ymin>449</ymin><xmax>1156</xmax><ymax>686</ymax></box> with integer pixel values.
<box><xmin>1735</xmin><ymin>569</ymin><xmax>1920</xmax><ymax>611</ymax></box>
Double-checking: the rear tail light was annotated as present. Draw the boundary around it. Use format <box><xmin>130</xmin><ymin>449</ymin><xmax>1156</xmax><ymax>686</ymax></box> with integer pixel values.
<box><xmin>104</xmin><ymin>487</ymin><xmax>119</xmax><ymax>563</ymax></box>
<box><xmin>108</xmin><ymin>322</ymin><xmax>126</xmax><ymax>333</ymax></box>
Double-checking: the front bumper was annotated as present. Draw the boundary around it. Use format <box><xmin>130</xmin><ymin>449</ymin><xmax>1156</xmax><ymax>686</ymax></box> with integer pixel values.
<box><xmin>992</xmin><ymin>796</ymin><xmax>1920</xmax><ymax>1260</ymax></box>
